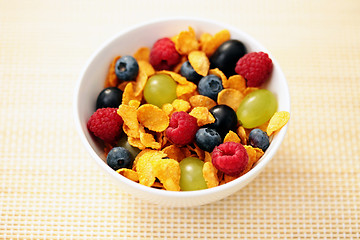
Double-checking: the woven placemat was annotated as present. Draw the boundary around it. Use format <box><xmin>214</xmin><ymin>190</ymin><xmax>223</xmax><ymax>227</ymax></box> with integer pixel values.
<box><xmin>1</xmin><ymin>0</ymin><xmax>359</xmax><ymax>239</ymax></box>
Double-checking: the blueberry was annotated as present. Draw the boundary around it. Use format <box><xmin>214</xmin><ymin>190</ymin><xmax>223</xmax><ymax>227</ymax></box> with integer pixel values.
<box><xmin>195</xmin><ymin>128</ymin><xmax>222</xmax><ymax>152</ymax></box>
<box><xmin>115</xmin><ymin>55</ymin><xmax>139</xmax><ymax>81</ymax></box>
<box><xmin>249</xmin><ymin>128</ymin><xmax>270</xmax><ymax>152</ymax></box>
<box><xmin>198</xmin><ymin>74</ymin><xmax>223</xmax><ymax>101</ymax></box>
<box><xmin>207</xmin><ymin>105</ymin><xmax>238</xmax><ymax>138</ymax></box>
<box><xmin>96</xmin><ymin>87</ymin><xmax>123</xmax><ymax>109</ymax></box>
<box><xmin>106</xmin><ymin>147</ymin><xmax>133</xmax><ymax>171</ymax></box>
<box><xmin>180</xmin><ymin>61</ymin><xmax>202</xmax><ymax>84</ymax></box>
<box><xmin>210</xmin><ymin>39</ymin><xmax>247</xmax><ymax>77</ymax></box>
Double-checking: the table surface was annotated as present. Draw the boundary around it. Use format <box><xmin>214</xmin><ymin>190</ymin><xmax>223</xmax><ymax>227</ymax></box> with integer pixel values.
<box><xmin>1</xmin><ymin>0</ymin><xmax>359</xmax><ymax>239</ymax></box>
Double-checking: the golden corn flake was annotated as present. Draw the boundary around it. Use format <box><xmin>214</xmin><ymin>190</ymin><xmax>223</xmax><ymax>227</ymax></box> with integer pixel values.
<box><xmin>243</xmin><ymin>87</ymin><xmax>259</xmax><ymax>96</ymax></box>
<box><xmin>151</xmin><ymin>158</ymin><xmax>181</xmax><ymax>191</ymax></box>
<box><xmin>118</xmin><ymin>104</ymin><xmax>140</xmax><ymax>136</ymax></box>
<box><xmin>189</xmin><ymin>107</ymin><xmax>215</xmax><ymax>127</ymax></box>
<box><xmin>217</xmin><ymin>89</ymin><xmax>244</xmax><ymax>111</ymax></box>
<box><xmin>202</xmin><ymin>162</ymin><xmax>219</xmax><ymax>188</ymax></box>
<box><xmin>174</xmin><ymin>26</ymin><xmax>199</xmax><ymax>55</ymax></box>
<box><xmin>202</xmin><ymin>29</ymin><xmax>230</xmax><ymax>56</ymax></box>
<box><xmin>151</xmin><ymin>181</ymin><xmax>164</xmax><ymax>189</ymax></box>
<box><xmin>133</xmin><ymin>71</ymin><xmax>147</xmax><ymax>97</ymax></box>
<box><xmin>257</xmin><ymin>120</ymin><xmax>269</xmax><ymax>132</ymax></box>
<box><xmin>223</xmin><ymin>74</ymin><xmax>246</xmax><ymax>92</ymax></box>
<box><xmin>223</xmin><ymin>130</ymin><xmax>241</xmax><ymax>144</ymax></box>
<box><xmin>117</xmin><ymin>81</ymin><xmax>129</xmax><ymax>91</ymax></box>
<box><xmin>236</xmin><ymin>126</ymin><xmax>247</xmax><ymax>145</ymax></box>
<box><xmin>188</xmin><ymin>50</ymin><xmax>210</xmax><ymax>76</ymax></box>
<box><xmin>157</xmin><ymin>70</ymin><xmax>188</xmax><ymax>84</ymax></box>
<box><xmin>137</xmin><ymin>104</ymin><xmax>169</xmax><ymax>132</ymax></box>
<box><xmin>105</xmin><ymin>56</ymin><xmax>120</xmax><ymax>88</ymax></box>
<box><xmin>241</xmin><ymin>145</ymin><xmax>264</xmax><ymax>176</ymax></box>
<box><xmin>199</xmin><ymin>32</ymin><xmax>212</xmax><ymax>48</ymax></box>
<box><xmin>155</xmin><ymin>131</ymin><xmax>167</xmax><ymax>148</ymax></box>
<box><xmin>122</xmin><ymin>82</ymin><xmax>142</xmax><ymax>105</ymax></box>
<box><xmin>204</xmin><ymin>151</ymin><xmax>212</xmax><ymax>163</ymax></box>
<box><xmin>187</xmin><ymin>144</ymin><xmax>205</xmax><ymax>160</ymax></box>
<box><xmin>116</xmin><ymin>168</ymin><xmax>139</xmax><ymax>182</ymax></box>
<box><xmin>176</xmin><ymin>81</ymin><xmax>197</xmax><ymax>98</ymax></box>
<box><xmin>162</xmin><ymin>103</ymin><xmax>174</xmax><ymax>116</ymax></box>
<box><xmin>162</xmin><ymin>145</ymin><xmax>185</xmax><ymax>162</ymax></box>
<box><xmin>224</xmin><ymin>174</ymin><xmax>238</xmax><ymax>183</ymax></box>
<box><xmin>173</xmin><ymin>56</ymin><xmax>188</xmax><ymax>73</ymax></box>
<box><xmin>172</xmin><ymin>99</ymin><xmax>191</xmax><ymax>113</ymax></box>
<box><xmin>140</xmin><ymin>132</ymin><xmax>161</xmax><ymax>150</ymax></box>
<box><xmin>189</xmin><ymin>95</ymin><xmax>217</xmax><ymax>110</ymax></box>
<box><xmin>136</xmin><ymin>151</ymin><xmax>156</xmax><ymax>187</ymax></box>
<box><xmin>266</xmin><ymin>111</ymin><xmax>290</xmax><ymax>136</ymax></box>
<box><xmin>128</xmin><ymin>100</ymin><xmax>141</xmax><ymax>109</ymax></box>
<box><xmin>128</xmin><ymin>136</ymin><xmax>146</xmax><ymax>150</ymax></box>
<box><xmin>134</xmin><ymin>47</ymin><xmax>150</xmax><ymax>62</ymax></box>
<box><xmin>209</xmin><ymin>68</ymin><xmax>227</xmax><ymax>83</ymax></box>
<box><xmin>138</xmin><ymin>60</ymin><xmax>155</xmax><ymax>76</ymax></box>
<box><xmin>177</xmin><ymin>90</ymin><xmax>198</xmax><ymax>102</ymax></box>
<box><xmin>181</xmin><ymin>147</ymin><xmax>192</xmax><ymax>158</ymax></box>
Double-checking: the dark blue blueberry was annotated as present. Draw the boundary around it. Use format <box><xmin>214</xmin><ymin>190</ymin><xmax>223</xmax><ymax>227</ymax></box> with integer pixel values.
<box><xmin>197</xmin><ymin>74</ymin><xmax>223</xmax><ymax>101</ymax></box>
<box><xmin>249</xmin><ymin>129</ymin><xmax>270</xmax><ymax>152</ymax></box>
<box><xmin>96</xmin><ymin>87</ymin><xmax>123</xmax><ymax>109</ymax></box>
<box><xmin>206</xmin><ymin>105</ymin><xmax>238</xmax><ymax>138</ymax></box>
<box><xmin>106</xmin><ymin>147</ymin><xmax>133</xmax><ymax>171</ymax></box>
<box><xmin>180</xmin><ymin>61</ymin><xmax>202</xmax><ymax>84</ymax></box>
<box><xmin>210</xmin><ymin>39</ymin><xmax>247</xmax><ymax>77</ymax></box>
<box><xmin>115</xmin><ymin>55</ymin><xmax>139</xmax><ymax>81</ymax></box>
<box><xmin>195</xmin><ymin>128</ymin><xmax>222</xmax><ymax>152</ymax></box>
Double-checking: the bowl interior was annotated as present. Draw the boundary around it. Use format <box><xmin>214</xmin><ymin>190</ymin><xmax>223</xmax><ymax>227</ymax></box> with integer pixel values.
<box><xmin>74</xmin><ymin>17</ymin><xmax>290</xmax><ymax>205</ymax></box>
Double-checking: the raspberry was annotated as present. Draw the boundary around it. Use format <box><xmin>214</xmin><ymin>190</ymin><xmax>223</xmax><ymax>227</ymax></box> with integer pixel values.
<box><xmin>165</xmin><ymin>111</ymin><xmax>199</xmax><ymax>145</ymax></box>
<box><xmin>149</xmin><ymin>38</ymin><xmax>181</xmax><ymax>71</ymax></box>
<box><xmin>87</xmin><ymin>108</ymin><xmax>123</xmax><ymax>143</ymax></box>
<box><xmin>211</xmin><ymin>142</ymin><xmax>248</xmax><ymax>176</ymax></box>
<box><xmin>235</xmin><ymin>52</ymin><xmax>273</xmax><ymax>87</ymax></box>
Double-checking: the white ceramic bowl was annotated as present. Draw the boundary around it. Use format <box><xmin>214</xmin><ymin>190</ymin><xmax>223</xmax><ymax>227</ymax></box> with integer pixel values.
<box><xmin>74</xmin><ymin>17</ymin><xmax>290</xmax><ymax>208</ymax></box>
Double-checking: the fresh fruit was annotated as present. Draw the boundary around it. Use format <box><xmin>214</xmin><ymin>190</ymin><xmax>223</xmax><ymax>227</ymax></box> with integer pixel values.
<box><xmin>236</xmin><ymin>89</ymin><xmax>277</xmax><ymax>129</ymax></box>
<box><xmin>210</xmin><ymin>39</ymin><xmax>247</xmax><ymax>77</ymax></box>
<box><xmin>248</xmin><ymin>128</ymin><xmax>270</xmax><ymax>152</ymax></box>
<box><xmin>165</xmin><ymin>111</ymin><xmax>199</xmax><ymax>145</ymax></box>
<box><xmin>235</xmin><ymin>52</ymin><xmax>273</xmax><ymax>87</ymax></box>
<box><xmin>87</xmin><ymin>108</ymin><xmax>123</xmax><ymax>143</ymax></box>
<box><xmin>179</xmin><ymin>157</ymin><xmax>208</xmax><ymax>191</ymax></box>
<box><xmin>207</xmin><ymin>105</ymin><xmax>238</xmax><ymax>138</ymax></box>
<box><xmin>149</xmin><ymin>38</ymin><xmax>181</xmax><ymax>70</ymax></box>
<box><xmin>212</xmin><ymin>142</ymin><xmax>248</xmax><ymax>176</ymax></box>
<box><xmin>180</xmin><ymin>60</ymin><xmax>202</xmax><ymax>84</ymax></box>
<box><xmin>197</xmin><ymin>74</ymin><xmax>223</xmax><ymax>101</ymax></box>
<box><xmin>96</xmin><ymin>87</ymin><xmax>123</xmax><ymax>109</ymax></box>
<box><xmin>195</xmin><ymin>127</ymin><xmax>222</xmax><ymax>152</ymax></box>
<box><xmin>115</xmin><ymin>55</ymin><xmax>139</xmax><ymax>81</ymax></box>
<box><xmin>143</xmin><ymin>74</ymin><xmax>177</xmax><ymax>108</ymax></box>
<box><xmin>107</xmin><ymin>147</ymin><xmax>133</xmax><ymax>170</ymax></box>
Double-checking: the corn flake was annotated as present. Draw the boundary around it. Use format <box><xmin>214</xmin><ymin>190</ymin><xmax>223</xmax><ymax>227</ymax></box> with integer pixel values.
<box><xmin>162</xmin><ymin>103</ymin><xmax>174</xmax><ymax>116</ymax></box>
<box><xmin>122</xmin><ymin>82</ymin><xmax>142</xmax><ymax>105</ymax></box>
<box><xmin>189</xmin><ymin>107</ymin><xmax>215</xmax><ymax>126</ymax></box>
<box><xmin>137</xmin><ymin>104</ymin><xmax>169</xmax><ymax>132</ymax></box>
<box><xmin>203</xmin><ymin>162</ymin><xmax>219</xmax><ymax>188</ymax></box>
<box><xmin>105</xmin><ymin>56</ymin><xmax>120</xmax><ymax>87</ymax></box>
<box><xmin>223</xmin><ymin>75</ymin><xmax>246</xmax><ymax>92</ymax></box>
<box><xmin>189</xmin><ymin>95</ymin><xmax>217</xmax><ymax>110</ymax></box>
<box><xmin>266</xmin><ymin>111</ymin><xmax>290</xmax><ymax>136</ymax></box>
<box><xmin>209</xmin><ymin>68</ymin><xmax>227</xmax><ymax>83</ymax></box>
<box><xmin>116</xmin><ymin>168</ymin><xmax>139</xmax><ymax>182</ymax></box>
<box><xmin>236</xmin><ymin>126</ymin><xmax>247</xmax><ymax>145</ymax></box>
<box><xmin>176</xmin><ymin>81</ymin><xmax>197</xmax><ymax>98</ymax></box>
<box><xmin>202</xmin><ymin>29</ymin><xmax>230</xmax><ymax>56</ymax></box>
<box><xmin>223</xmin><ymin>130</ymin><xmax>241</xmax><ymax>144</ymax></box>
<box><xmin>140</xmin><ymin>132</ymin><xmax>161</xmax><ymax>150</ymax></box>
<box><xmin>134</xmin><ymin>47</ymin><xmax>150</xmax><ymax>62</ymax></box>
<box><xmin>204</xmin><ymin>151</ymin><xmax>212</xmax><ymax>163</ymax></box>
<box><xmin>118</xmin><ymin>104</ymin><xmax>140</xmax><ymax>136</ymax></box>
<box><xmin>188</xmin><ymin>50</ymin><xmax>210</xmax><ymax>76</ymax></box>
<box><xmin>217</xmin><ymin>89</ymin><xmax>244</xmax><ymax>111</ymax></box>
<box><xmin>128</xmin><ymin>136</ymin><xmax>146</xmax><ymax>150</ymax></box>
<box><xmin>174</xmin><ymin>26</ymin><xmax>199</xmax><ymax>55</ymax></box>
<box><xmin>162</xmin><ymin>145</ymin><xmax>185</xmax><ymax>162</ymax></box>
<box><xmin>151</xmin><ymin>158</ymin><xmax>181</xmax><ymax>191</ymax></box>
<box><xmin>172</xmin><ymin>99</ymin><xmax>191</xmax><ymax>113</ymax></box>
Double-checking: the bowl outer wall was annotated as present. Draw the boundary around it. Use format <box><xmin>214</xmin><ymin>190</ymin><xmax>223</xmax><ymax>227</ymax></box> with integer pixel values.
<box><xmin>73</xmin><ymin>17</ymin><xmax>290</xmax><ymax>207</ymax></box>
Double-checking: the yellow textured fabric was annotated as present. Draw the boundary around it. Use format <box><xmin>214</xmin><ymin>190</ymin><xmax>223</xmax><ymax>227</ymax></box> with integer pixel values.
<box><xmin>1</xmin><ymin>0</ymin><xmax>359</xmax><ymax>239</ymax></box>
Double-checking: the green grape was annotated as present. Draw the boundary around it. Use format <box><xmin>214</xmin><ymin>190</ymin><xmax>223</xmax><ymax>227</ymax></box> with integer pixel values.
<box><xmin>143</xmin><ymin>74</ymin><xmax>177</xmax><ymax>108</ymax></box>
<box><xmin>179</xmin><ymin>157</ymin><xmax>208</xmax><ymax>191</ymax></box>
<box><xmin>236</xmin><ymin>89</ymin><xmax>277</xmax><ymax>129</ymax></box>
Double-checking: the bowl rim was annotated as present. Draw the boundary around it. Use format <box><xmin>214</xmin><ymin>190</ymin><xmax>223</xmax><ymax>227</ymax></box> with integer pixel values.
<box><xmin>73</xmin><ymin>16</ymin><xmax>291</xmax><ymax>198</ymax></box>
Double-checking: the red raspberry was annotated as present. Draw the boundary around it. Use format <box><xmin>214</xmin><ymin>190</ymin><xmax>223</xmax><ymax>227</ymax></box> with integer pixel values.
<box><xmin>235</xmin><ymin>52</ymin><xmax>273</xmax><ymax>87</ymax></box>
<box><xmin>212</xmin><ymin>142</ymin><xmax>248</xmax><ymax>176</ymax></box>
<box><xmin>149</xmin><ymin>38</ymin><xmax>181</xmax><ymax>71</ymax></box>
<box><xmin>165</xmin><ymin>111</ymin><xmax>199</xmax><ymax>145</ymax></box>
<box><xmin>87</xmin><ymin>108</ymin><xmax>123</xmax><ymax>143</ymax></box>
